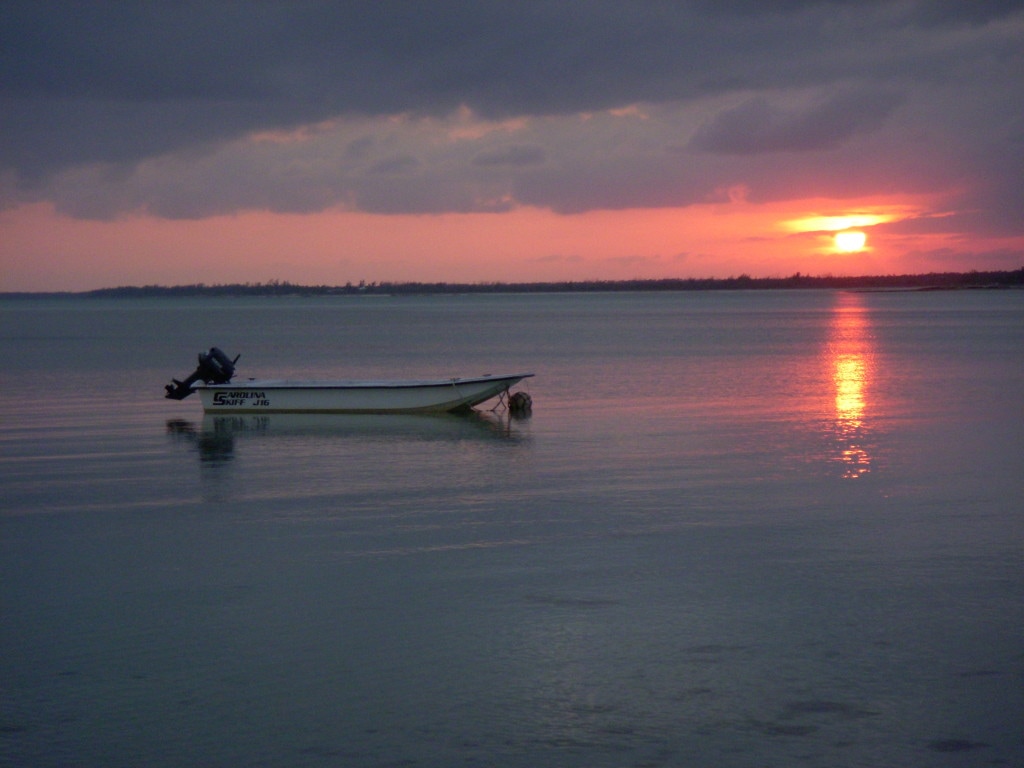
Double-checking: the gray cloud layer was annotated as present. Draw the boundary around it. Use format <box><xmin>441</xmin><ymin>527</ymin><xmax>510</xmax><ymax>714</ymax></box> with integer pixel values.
<box><xmin>2</xmin><ymin>1</ymin><xmax>1022</xmax><ymax>235</ymax></box>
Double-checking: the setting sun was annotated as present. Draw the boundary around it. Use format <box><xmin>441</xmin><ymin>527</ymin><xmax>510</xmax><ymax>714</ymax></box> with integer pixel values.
<box><xmin>834</xmin><ymin>230</ymin><xmax>867</xmax><ymax>252</ymax></box>
<box><xmin>779</xmin><ymin>205</ymin><xmax>910</xmax><ymax>262</ymax></box>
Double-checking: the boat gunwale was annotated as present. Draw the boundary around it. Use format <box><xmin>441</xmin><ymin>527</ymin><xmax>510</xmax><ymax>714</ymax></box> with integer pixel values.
<box><xmin>197</xmin><ymin>373</ymin><xmax>533</xmax><ymax>391</ymax></box>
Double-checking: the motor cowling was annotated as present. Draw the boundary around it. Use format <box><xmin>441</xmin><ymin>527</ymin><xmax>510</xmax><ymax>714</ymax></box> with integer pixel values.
<box><xmin>197</xmin><ymin>347</ymin><xmax>236</xmax><ymax>384</ymax></box>
<box><xmin>165</xmin><ymin>347</ymin><xmax>239</xmax><ymax>400</ymax></box>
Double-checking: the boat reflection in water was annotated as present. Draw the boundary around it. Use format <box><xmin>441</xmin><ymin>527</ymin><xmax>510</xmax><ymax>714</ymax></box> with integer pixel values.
<box><xmin>826</xmin><ymin>292</ymin><xmax>875</xmax><ymax>478</ymax></box>
<box><xmin>166</xmin><ymin>410</ymin><xmax>529</xmax><ymax>466</ymax></box>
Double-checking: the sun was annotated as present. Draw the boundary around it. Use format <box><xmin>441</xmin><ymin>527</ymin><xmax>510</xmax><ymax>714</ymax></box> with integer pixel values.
<box><xmin>834</xmin><ymin>230</ymin><xmax>867</xmax><ymax>252</ymax></box>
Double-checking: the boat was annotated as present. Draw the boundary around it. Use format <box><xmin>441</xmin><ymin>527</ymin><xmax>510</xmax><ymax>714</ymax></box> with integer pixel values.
<box><xmin>194</xmin><ymin>374</ymin><xmax>533</xmax><ymax>414</ymax></box>
<box><xmin>165</xmin><ymin>347</ymin><xmax>533</xmax><ymax>414</ymax></box>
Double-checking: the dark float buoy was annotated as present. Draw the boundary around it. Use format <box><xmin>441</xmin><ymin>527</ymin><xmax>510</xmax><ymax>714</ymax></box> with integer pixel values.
<box><xmin>508</xmin><ymin>391</ymin><xmax>533</xmax><ymax>415</ymax></box>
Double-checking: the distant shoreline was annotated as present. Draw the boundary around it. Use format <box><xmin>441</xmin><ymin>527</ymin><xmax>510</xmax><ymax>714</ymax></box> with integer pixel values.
<box><xmin>3</xmin><ymin>268</ymin><xmax>1022</xmax><ymax>299</ymax></box>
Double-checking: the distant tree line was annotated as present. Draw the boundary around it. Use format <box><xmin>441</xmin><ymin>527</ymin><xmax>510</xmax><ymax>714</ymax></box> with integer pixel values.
<box><xmin>4</xmin><ymin>268</ymin><xmax>1022</xmax><ymax>299</ymax></box>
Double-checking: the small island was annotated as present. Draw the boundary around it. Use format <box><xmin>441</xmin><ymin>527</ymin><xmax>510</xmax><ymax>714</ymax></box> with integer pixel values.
<box><xmin>2</xmin><ymin>268</ymin><xmax>1022</xmax><ymax>299</ymax></box>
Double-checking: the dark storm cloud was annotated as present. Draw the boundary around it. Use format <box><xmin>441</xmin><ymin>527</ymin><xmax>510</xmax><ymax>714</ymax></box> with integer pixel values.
<box><xmin>1</xmin><ymin>0</ymin><xmax>1022</xmax><ymax>230</ymax></box>
<box><xmin>0</xmin><ymin>1</ymin><xmax>1012</xmax><ymax>173</ymax></box>
<box><xmin>688</xmin><ymin>88</ymin><xmax>905</xmax><ymax>155</ymax></box>
<box><xmin>368</xmin><ymin>155</ymin><xmax>420</xmax><ymax>176</ymax></box>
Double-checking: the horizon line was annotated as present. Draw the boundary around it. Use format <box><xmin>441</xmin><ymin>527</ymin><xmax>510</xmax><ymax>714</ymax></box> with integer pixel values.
<box><xmin>3</xmin><ymin>267</ymin><xmax>1022</xmax><ymax>298</ymax></box>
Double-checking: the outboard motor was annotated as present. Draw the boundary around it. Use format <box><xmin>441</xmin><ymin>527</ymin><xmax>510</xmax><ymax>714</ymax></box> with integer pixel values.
<box><xmin>165</xmin><ymin>347</ymin><xmax>239</xmax><ymax>400</ymax></box>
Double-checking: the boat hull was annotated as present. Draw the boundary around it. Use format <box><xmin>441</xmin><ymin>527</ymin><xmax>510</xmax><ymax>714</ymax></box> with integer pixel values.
<box><xmin>197</xmin><ymin>373</ymin><xmax>532</xmax><ymax>414</ymax></box>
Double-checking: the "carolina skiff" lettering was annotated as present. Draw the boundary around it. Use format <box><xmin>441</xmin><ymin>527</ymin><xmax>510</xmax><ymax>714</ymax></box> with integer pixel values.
<box><xmin>212</xmin><ymin>391</ymin><xmax>269</xmax><ymax>406</ymax></box>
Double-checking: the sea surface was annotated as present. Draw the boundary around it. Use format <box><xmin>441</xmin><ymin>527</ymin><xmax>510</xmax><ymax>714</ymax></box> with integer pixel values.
<box><xmin>1</xmin><ymin>289</ymin><xmax>1022</xmax><ymax>767</ymax></box>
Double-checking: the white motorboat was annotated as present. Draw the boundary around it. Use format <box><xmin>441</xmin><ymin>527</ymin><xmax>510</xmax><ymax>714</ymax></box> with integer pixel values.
<box><xmin>196</xmin><ymin>374</ymin><xmax>532</xmax><ymax>413</ymax></box>
<box><xmin>165</xmin><ymin>348</ymin><xmax>533</xmax><ymax>414</ymax></box>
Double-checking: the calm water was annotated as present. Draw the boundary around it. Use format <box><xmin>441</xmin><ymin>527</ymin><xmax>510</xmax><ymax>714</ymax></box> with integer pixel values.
<box><xmin>2</xmin><ymin>290</ymin><xmax>1022</xmax><ymax>767</ymax></box>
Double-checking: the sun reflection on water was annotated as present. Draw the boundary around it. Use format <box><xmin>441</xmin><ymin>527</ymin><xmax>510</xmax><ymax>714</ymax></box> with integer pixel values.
<box><xmin>827</xmin><ymin>293</ymin><xmax>874</xmax><ymax>478</ymax></box>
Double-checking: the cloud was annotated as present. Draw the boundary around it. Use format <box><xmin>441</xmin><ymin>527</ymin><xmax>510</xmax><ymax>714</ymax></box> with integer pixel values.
<box><xmin>1</xmin><ymin>0</ymin><xmax>1022</xmax><ymax>240</ymax></box>
<box><xmin>472</xmin><ymin>145</ymin><xmax>547</xmax><ymax>167</ymax></box>
<box><xmin>3</xmin><ymin>1</ymin><xmax>1019</xmax><ymax>169</ymax></box>
<box><xmin>368</xmin><ymin>155</ymin><xmax>421</xmax><ymax>175</ymax></box>
<box><xmin>688</xmin><ymin>88</ymin><xmax>905</xmax><ymax>155</ymax></box>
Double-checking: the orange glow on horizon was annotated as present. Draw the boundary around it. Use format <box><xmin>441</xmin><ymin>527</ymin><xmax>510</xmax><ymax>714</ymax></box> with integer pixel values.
<box><xmin>1</xmin><ymin>194</ymin><xmax>1018</xmax><ymax>292</ymax></box>
<box><xmin>785</xmin><ymin>212</ymin><xmax>896</xmax><ymax>232</ymax></box>
<box><xmin>782</xmin><ymin>205</ymin><xmax>912</xmax><ymax>257</ymax></box>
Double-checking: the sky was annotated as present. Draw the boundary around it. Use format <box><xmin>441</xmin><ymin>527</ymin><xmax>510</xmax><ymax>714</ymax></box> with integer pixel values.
<box><xmin>2</xmin><ymin>1</ymin><xmax>1023</xmax><ymax>291</ymax></box>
